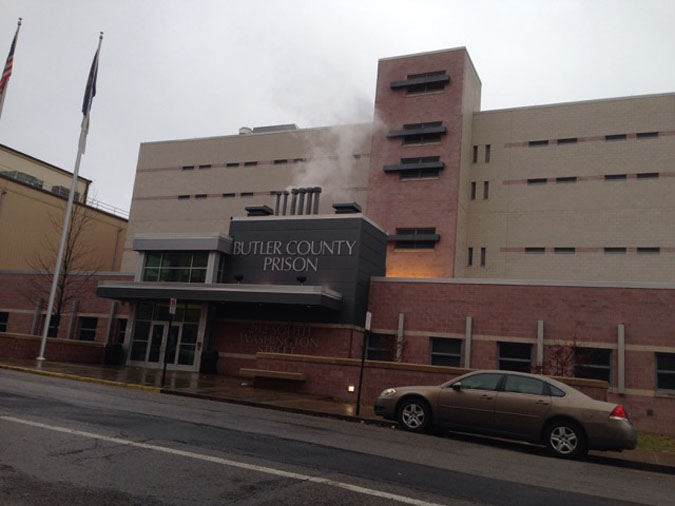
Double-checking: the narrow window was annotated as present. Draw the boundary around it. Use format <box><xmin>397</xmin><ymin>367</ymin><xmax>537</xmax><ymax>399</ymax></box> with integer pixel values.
<box><xmin>430</xmin><ymin>338</ymin><xmax>462</xmax><ymax>367</ymax></box>
<box><xmin>77</xmin><ymin>317</ymin><xmax>98</xmax><ymax>341</ymax></box>
<box><xmin>485</xmin><ymin>144</ymin><xmax>491</xmax><ymax>163</ymax></box>
<box><xmin>181</xmin><ymin>165</ymin><xmax>194</xmax><ymax>171</ymax></box>
<box><xmin>636</xmin><ymin>172</ymin><xmax>659</xmax><ymax>179</ymax></box>
<box><xmin>604</xmin><ymin>247</ymin><xmax>627</xmax><ymax>254</ymax></box>
<box><xmin>527</xmin><ymin>178</ymin><xmax>548</xmax><ymax>185</ymax></box>
<box><xmin>498</xmin><ymin>342</ymin><xmax>532</xmax><ymax>372</ymax></box>
<box><xmin>273</xmin><ymin>159</ymin><xmax>288</xmax><ymax>164</ymax></box>
<box><xmin>198</xmin><ymin>164</ymin><xmax>211</xmax><ymax>169</ymax></box>
<box><xmin>574</xmin><ymin>348</ymin><xmax>611</xmax><ymax>382</ymax></box>
<box><xmin>177</xmin><ymin>195</ymin><xmax>190</xmax><ymax>200</ymax></box>
<box><xmin>226</xmin><ymin>162</ymin><xmax>239</xmax><ymax>167</ymax></box>
<box><xmin>556</xmin><ymin>176</ymin><xmax>577</xmax><ymax>183</ymax></box>
<box><xmin>294</xmin><ymin>158</ymin><xmax>307</xmax><ymax>162</ymax></box>
<box><xmin>528</xmin><ymin>140</ymin><xmax>549</xmax><ymax>147</ymax></box>
<box><xmin>366</xmin><ymin>334</ymin><xmax>395</xmax><ymax>361</ymax></box>
<box><xmin>194</xmin><ymin>194</ymin><xmax>207</xmax><ymax>199</ymax></box>
<box><xmin>483</xmin><ymin>181</ymin><xmax>489</xmax><ymax>199</ymax></box>
<box><xmin>525</xmin><ymin>247</ymin><xmax>546</xmax><ymax>254</ymax></box>
<box><xmin>114</xmin><ymin>318</ymin><xmax>128</xmax><ymax>344</ymax></box>
<box><xmin>244</xmin><ymin>161</ymin><xmax>258</xmax><ymax>167</ymax></box>
<box><xmin>468</xmin><ymin>247</ymin><xmax>473</xmax><ymax>266</ymax></box>
<box><xmin>480</xmin><ymin>247</ymin><xmax>486</xmax><ymax>267</ymax></box>
<box><xmin>605</xmin><ymin>134</ymin><xmax>627</xmax><ymax>141</ymax></box>
<box><xmin>240</xmin><ymin>192</ymin><xmax>254</xmax><ymax>197</ymax></box>
<box><xmin>636</xmin><ymin>131</ymin><xmax>659</xmax><ymax>139</ymax></box>
<box><xmin>0</xmin><ymin>311</ymin><xmax>8</xmax><ymax>332</ymax></box>
<box><xmin>352</xmin><ymin>154</ymin><xmax>361</xmax><ymax>160</ymax></box>
<box><xmin>470</xmin><ymin>182</ymin><xmax>476</xmax><ymax>200</ymax></box>
<box><xmin>637</xmin><ymin>247</ymin><xmax>660</xmax><ymax>254</ymax></box>
<box><xmin>557</xmin><ymin>137</ymin><xmax>578</xmax><ymax>144</ymax></box>
<box><xmin>554</xmin><ymin>247</ymin><xmax>575</xmax><ymax>254</ymax></box>
<box><xmin>604</xmin><ymin>174</ymin><xmax>627</xmax><ymax>181</ymax></box>
<box><xmin>472</xmin><ymin>145</ymin><xmax>478</xmax><ymax>163</ymax></box>
<box><xmin>222</xmin><ymin>193</ymin><xmax>235</xmax><ymax>198</ymax></box>
<box><xmin>393</xmin><ymin>228</ymin><xmax>438</xmax><ymax>250</ymax></box>
<box><xmin>656</xmin><ymin>353</ymin><xmax>675</xmax><ymax>391</ymax></box>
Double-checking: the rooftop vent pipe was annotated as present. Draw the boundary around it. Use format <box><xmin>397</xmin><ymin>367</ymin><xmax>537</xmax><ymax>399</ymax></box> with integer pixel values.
<box><xmin>297</xmin><ymin>188</ymin><xmax>307</xmax><ymax>216</ymax></box>
<box><xmin>290</xmin><ymin>189</ymin><xmax>299</xmax><ymax>215</ymax></box>
<box><xmin>312</xmin><ymin>187</ymin><xmax>322</xmax><ymax>214</ymax></box>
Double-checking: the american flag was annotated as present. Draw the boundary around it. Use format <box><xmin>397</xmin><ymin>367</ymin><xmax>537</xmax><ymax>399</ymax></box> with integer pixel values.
<box><xmin>0</xmin><ymin>21</ymin><xmax>21</xmax><ymax>99</ymax></box>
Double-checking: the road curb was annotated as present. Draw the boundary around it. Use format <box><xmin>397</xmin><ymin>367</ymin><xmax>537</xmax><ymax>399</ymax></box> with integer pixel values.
<box><xmin>0</xmin><ymin>364</ymin><xmax>161</xmax><ymax>393</ymax></box>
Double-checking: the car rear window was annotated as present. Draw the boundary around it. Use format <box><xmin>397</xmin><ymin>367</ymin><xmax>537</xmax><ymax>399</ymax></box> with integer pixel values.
<box><xmin>504</xmin><ymin>375</ymin><xmax>545</xmax><ymax>395</ymax></box>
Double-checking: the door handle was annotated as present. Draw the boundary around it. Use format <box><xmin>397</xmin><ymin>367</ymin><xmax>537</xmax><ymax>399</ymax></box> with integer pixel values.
<box><xmin>536</xmin><ymin>400</ymin><xmax>549</xmax><ymax>405</ymax></box>
<box><xmin>481</xmin><ymin>394</ymin><xmax>494</xmax><ymax>400</ymax></box>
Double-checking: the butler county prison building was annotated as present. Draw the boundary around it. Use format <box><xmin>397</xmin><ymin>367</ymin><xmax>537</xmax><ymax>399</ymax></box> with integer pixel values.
<box><xmin>1</xmin><ymin>47</ymin><xmax>675</xmax><ymax>434</ymax></box>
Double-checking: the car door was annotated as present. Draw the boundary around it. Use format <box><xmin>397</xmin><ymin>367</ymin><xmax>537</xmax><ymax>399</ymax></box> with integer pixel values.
<box><xmin>493</xmin><ymin>374</ymin><xmax>551</xmax><ymax>438</ymax></box>
<box><xmin>437</xmin><ymin>373</ymin><xmax>503</xmax><ymax>430</ymax></box>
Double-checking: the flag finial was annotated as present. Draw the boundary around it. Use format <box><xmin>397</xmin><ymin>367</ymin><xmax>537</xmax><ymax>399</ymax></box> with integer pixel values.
<box><xmin>99</xmin><ymin>31</ymin><xmax>104</xmax><ymax>40</ymax></box>
<box><xmin>18</xmin><ymin>18</ymin><xmax>22</xmax><ymax>26</ymax></box>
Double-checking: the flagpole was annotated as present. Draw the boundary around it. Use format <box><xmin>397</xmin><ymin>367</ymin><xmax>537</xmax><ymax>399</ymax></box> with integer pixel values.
<box><xmin>0</xmin><ymin>18</ymin><xmax>22</xmax><ymax>121</ymax></box>
<box><xmin>37</xmin><ymin>32</ymin><xmax>103</xmax><ymax>361</ymax></box>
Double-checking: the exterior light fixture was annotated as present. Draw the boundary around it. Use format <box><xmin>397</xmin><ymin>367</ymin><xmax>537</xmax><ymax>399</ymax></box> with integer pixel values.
<box><xmin>296</xmin><ymin>276</ymin><xmax>307</xmax><ymax>285</ymax></box>
<box><xmin>348</xmin><ymin>385</ymin><xmax>355</xmax><ymax>392</ymax></box>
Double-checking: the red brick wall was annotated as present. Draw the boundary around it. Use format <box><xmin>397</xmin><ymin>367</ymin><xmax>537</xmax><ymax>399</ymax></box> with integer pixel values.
<box><xmin>0</xmin><ymin>333</ymin><xmax>104</xmax><ymax>363</ymax></box>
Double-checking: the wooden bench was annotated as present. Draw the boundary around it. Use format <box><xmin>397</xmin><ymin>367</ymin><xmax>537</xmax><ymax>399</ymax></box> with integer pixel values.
<box><xmin>239</xmin><ymin>368</ymin><xmax>306</xmax><ymax>382</ymax></box>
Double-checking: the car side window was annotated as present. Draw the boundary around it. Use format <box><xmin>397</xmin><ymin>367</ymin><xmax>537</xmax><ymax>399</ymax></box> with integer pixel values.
<box><xmin>461</xmin><ymin>373</ymin><xmax>502</xmax><ymax>391</ymax></box>
<box><xmin>547</xmin><ymin>384</ymin><xmax>566</xmax><ymax>397</ymax></box>
<box><xmin>503</xmin><ymin>375</ymin><xmax>545</xmax><ymax>395</ymax></box>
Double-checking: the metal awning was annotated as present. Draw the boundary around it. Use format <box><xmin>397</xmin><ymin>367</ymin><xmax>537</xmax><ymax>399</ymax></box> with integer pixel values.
<box><xmin>96</xmin><ymin>281</ymin><xmax>343</xmax><ymax>311</ymax></box>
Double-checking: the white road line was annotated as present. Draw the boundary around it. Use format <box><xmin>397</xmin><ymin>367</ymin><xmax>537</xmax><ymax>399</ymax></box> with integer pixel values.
<box><xmin>1</xmin><ymin>415</ymin><xmax>447</xmax><ymax>506</ymax></box>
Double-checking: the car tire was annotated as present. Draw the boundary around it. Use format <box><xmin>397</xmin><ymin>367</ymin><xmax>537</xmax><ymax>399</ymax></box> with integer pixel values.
<box><xmin>545</xmin><ymin>420</ymin><xmax>587</xmax><ymax>459</ymax></box>
<box><xmin>397</xmin><ymin>398</ymin><xmax>431</xmax><ymax>433</ymax></box>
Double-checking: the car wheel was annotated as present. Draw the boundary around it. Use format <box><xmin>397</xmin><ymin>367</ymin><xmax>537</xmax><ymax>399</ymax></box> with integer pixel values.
<box><xmin>545</xmin><ymin>420</ymin><xmax>587</xmax><ymax>459</ymax></box>
<box><xmin>397</xmin><ymin>398</ymin><xmax>431</xmax><ymax>433</ymax></box>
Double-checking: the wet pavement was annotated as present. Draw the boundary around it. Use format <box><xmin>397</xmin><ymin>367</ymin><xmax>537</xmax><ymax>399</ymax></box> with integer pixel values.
<box><xmin>1</xmin><ymin>357</ymin><xmax>674</xmax><ymax>473</ymax></box>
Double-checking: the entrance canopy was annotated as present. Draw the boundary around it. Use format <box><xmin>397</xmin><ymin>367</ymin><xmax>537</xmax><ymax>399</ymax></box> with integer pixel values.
<box><xmin>96</xmin><ymin>281</ymin><xmax>343</xmax><ymax>311</ymax></box>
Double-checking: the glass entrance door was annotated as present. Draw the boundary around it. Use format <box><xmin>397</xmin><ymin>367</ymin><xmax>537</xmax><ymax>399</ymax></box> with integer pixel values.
<box><xmin>147</xmin><ymin>323</ymin><xmax>166</xmax><ymax>363</ymax></box>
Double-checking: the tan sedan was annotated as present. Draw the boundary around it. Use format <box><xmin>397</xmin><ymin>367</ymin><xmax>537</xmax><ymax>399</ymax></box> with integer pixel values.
<box><xmin>373</xmin><ymin>370</ymin><xmax>637</xmax><ymax>459</ymax></box>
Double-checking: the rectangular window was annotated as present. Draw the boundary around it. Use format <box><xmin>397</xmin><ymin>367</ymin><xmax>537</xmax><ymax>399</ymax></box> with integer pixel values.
<box><xmin>294</xmin><ymin>157</ymin><xmax>307</xmax><ymax>163</ymax></box>
<box><xmin>636</xmin><ymin>172</ymin><xmax>659</xmax><ymax>179</ymax></box>
<box><xmin>393</xmin><ymin>228</ymin><xmax>438</xmax><ymax>250</ymax></box>
<box><xmin>656</xmin><ymin>353</ymin><xmax>675</xmax><ymax>391</ymax></box>
<box><xmin>468</xmin><ymin>247</ymin><xmax>473</xmax><ymax>266</ymax></box>
<box><xmin>430</xmin><ymin>338</ymin><xmax>462</xmax><ymax>367</ymax></box>
<box><xmin>556</xmin><ymin>176</ymin><xmax>577</xmax><ymax>183</ymax></box>
<box><xmin>554</xmin><ymin>247</ymin><xmax>575</xmax><ymax>254</ymax></box>
<box><xmin>0</xmin><ymin>311</ymin><xmax>8</xmax><ymax>332</ymax></box>
<box><xmin>273</xmin><ymin>159</ymin><xmax>288</xmax><ymax>164</ymax></box>
<box><xmin>604</xmin><ymin>247</ymin><xmax>627</xmax><ymax>254</ymax></box>
<box><xmin>43</xmin><ymin>315</ymin><xmax>60</xmax><ymax>338</ymax></box>
<box><xmin>240</xmin><ymin>192</ymin><xmax>254</xmax><ymax>197</ymax></box>
<box><xmin>525</xmin><ymin>247</ymin><xmax>546</xmax><ymax>254</ymax></box>
<box><xmin>222</xmin><ymin>193</ymin><xmax>235</xmax><ymax>198</ymax></box>
<box><xmin>77</xmin><ymin>317</ymin><xmax>98</xmax><ymax>341</ymax></box>
<box><xmin>528</xmin><ymin>140</ymin><xmax>549</xmax><ymax>147</ymax></box>
<box><xmin>637</xmin><ymin>247</ymin><xmax>660</xmax><ymax>254</ymax></box>
<box><xmin>605</xmin><ymin>174</ymin><xmax>627</xmax><ymax>181</ymax></box>
<box><xmin>397</xmin><ymin>156</ymin><xmax>442</xmax><ymax>180</ymax></box>
<box><xmin>177</xmin><ymin>195</ymin><xmax>190</xmax><ymax>200</ymax></box>
<box><xmin>480</xmin><ymin>247</ymin><xmax>486</xmax><ymax>267</ymax></box>
<box><xmin>405</xmin><ymin>71</ymin><xmax>448</xmax><ymax>94</ymax></box>
<box><xmin>605</xmin><ymin>134</ymin><xmax>627</xmax><ymax>141</ymax></box>
<box><xmin>527</xmin><ymin>178</ymin><xmax>548</xmax><ymax>185</ymax></box>
<box><xmin>181</xmin><ymin>165</ymin><xmax>194</xmax><ymax>171</ymax></box>
<box><xmin>557</xmin><ymin>137</ymin><xmax>578</xmax><ymax>144</ymax></box>
<box><xmin>483</xmin><ymin>181</ymin><xmax>489</xmax><ymax>199</ymax></box>
<box><xmin>485</xmin><ymin>144</ymin><xmax>491</xmax><ymax>163</ymax></box>
<box><xmin>366</xmin><ymin>334</ymin><xmax>395</xmax><ymax>361</ymax></box>
<box><xmin>198</xmin><ymin>164</ymin><xmax>211</xmax><ymax>170</ymax></box>
<box><xmin>498</xmin><ymin>342</ymin><xmax>532</xmax><ymax>372</ymax></box>
<box><xmin>244</xmin><ymin>161</ymin><xmax>258</xmax><ymax>166</ymax></box>
<box><xmin>472</xmin><ymin>145</ymin><xmax>478</xmax><ymax>163</ymax></box>
<box><xmin>637</xmin><ymin>131</ymin><xmax>658</xmax><ymax>139</ymax></box>
<box><xmin>114</xmin><ymin>318</ymin><xmax>128</xmax><ymax>344</ymax></box>
<box><xmin>470</xmin><ymin>182</ymin><xmax>476</xmax><ymax>200</ymax></box>
<box><xmin>226</xmin><ymin>162</ymin><xmax>239</xmax><ymax>167</ymax></box>
<box><xmin>143</xmin><ymin>251</ymin><xmax>209</xmax><ymax>283</ymax></box>
<box><xmin>574</xmin><ymin>348</ymin><xmax>611</xmax><ymax>382</ymax></box>
<box><xmin>194</xmin><ymin>194</ymin><xmax>207</xmax><ymax>199</ymax></box>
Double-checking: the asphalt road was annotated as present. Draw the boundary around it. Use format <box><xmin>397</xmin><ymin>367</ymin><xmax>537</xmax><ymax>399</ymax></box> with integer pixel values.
<box><xmin>0</xmin><ymin>369</ymin><xmax>673</xmax><ymax>506</ymax></box>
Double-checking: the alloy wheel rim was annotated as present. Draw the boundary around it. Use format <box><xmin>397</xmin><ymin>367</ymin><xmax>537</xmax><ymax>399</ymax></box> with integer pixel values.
<box><xmin>402</xmin><ymin>404</ymin><xmax>425</xmax><ymax>428</ymax></box>
<box><xmin>550</xmin><ymin>426</ymin><xmax>578</xmax><ymax>454</ymax></box>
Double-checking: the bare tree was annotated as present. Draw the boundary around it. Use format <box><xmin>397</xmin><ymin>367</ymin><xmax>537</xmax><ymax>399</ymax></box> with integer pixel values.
<box><xmin>21</xmin><ymin>203</ymin><xmax>102</xmax><ymax>337</ymax></box>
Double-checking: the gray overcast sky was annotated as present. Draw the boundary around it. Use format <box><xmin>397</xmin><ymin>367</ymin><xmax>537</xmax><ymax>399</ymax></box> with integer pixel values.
<box><xmin>0</xmin><ymin>0</ymin><xmax>673</xmax><ymax>213</ymax></box>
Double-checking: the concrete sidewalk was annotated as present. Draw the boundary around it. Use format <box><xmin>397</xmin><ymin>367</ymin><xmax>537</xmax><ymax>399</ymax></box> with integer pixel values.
<box><xmin>2</xmin><ymin>358</ymin><xmax>674</xmax><ymax>474</ymax></box>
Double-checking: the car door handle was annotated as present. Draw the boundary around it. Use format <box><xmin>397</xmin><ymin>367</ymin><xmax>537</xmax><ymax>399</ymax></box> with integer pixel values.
<box><xmin>481</xmin><ymin>394</ymin><xmax>494</xmax><ymax>400</ymax></box>
<box><xmin>536</xmin><ymin>400</ymin><xmax>549</xmax><ymax>405</ymax></box>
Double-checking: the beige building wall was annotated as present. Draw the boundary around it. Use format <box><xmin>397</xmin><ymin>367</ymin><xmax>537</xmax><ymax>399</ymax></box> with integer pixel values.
<box><xmin>460</xmin><ymin>93</ymin><xmax>675</xmax><ymax>282</ymax></box>
<box><xmin>0</xmin><ymin>176</ymin><xmax>127</xmax><ymax>271</ymax></box>
<box><xmin>0</xmin><ymin>144</ymin><xmax>90</xmax><ymax>200</ymax></box>
<box><xmin>122</xmin><ymin>124</ymin><xmax>372</xmax><ymax>272</ymax></box>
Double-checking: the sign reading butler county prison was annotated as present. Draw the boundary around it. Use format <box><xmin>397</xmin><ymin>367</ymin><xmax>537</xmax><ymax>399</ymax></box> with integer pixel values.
<box><xmin>232</xmin><ymin>239</ymin><xmax>357</xmax><ymax>273</ymax></box>
<box><xmin>224</xmin><ymin>215</ymin><xmax>387</xmax><ymax>325</ymax></box>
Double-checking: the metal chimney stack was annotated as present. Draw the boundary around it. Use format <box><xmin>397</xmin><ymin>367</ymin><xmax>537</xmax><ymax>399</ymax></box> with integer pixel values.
<box><xmin>282</xmin><ymin>191</ymin><xmax>289</xmax><ymax>215</ymax></box>
<box><xmin>312</xmin><ymin>187</ymin><xmax>322</xmax><ymax>214</ymax></box>
<box><xmin>305</xmin><ymin>188</ymin><xmax>314</xmax><ymax>215</ymax></box>
<box><xmin>290</xmin><ymin>189</ymin><xmax>298</xmax><ymax>215</ymax></box>
<box><xmin>297</xmin><ymin>188</ymin><xmax>307</xmax><ymax>215</ymax></box>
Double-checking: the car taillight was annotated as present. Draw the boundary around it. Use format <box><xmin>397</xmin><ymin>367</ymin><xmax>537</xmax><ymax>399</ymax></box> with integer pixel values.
<box><xmin>609</xmin><ymin>405</ymin><xmax>629</xmax><ymax>421</ymax></box>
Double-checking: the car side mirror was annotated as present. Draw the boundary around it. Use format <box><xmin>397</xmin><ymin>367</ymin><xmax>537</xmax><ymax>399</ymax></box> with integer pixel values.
<box><xmin>451</xmin><ymin>382</ymin><xmax>462</xmax><ymax>391</ymax></box>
